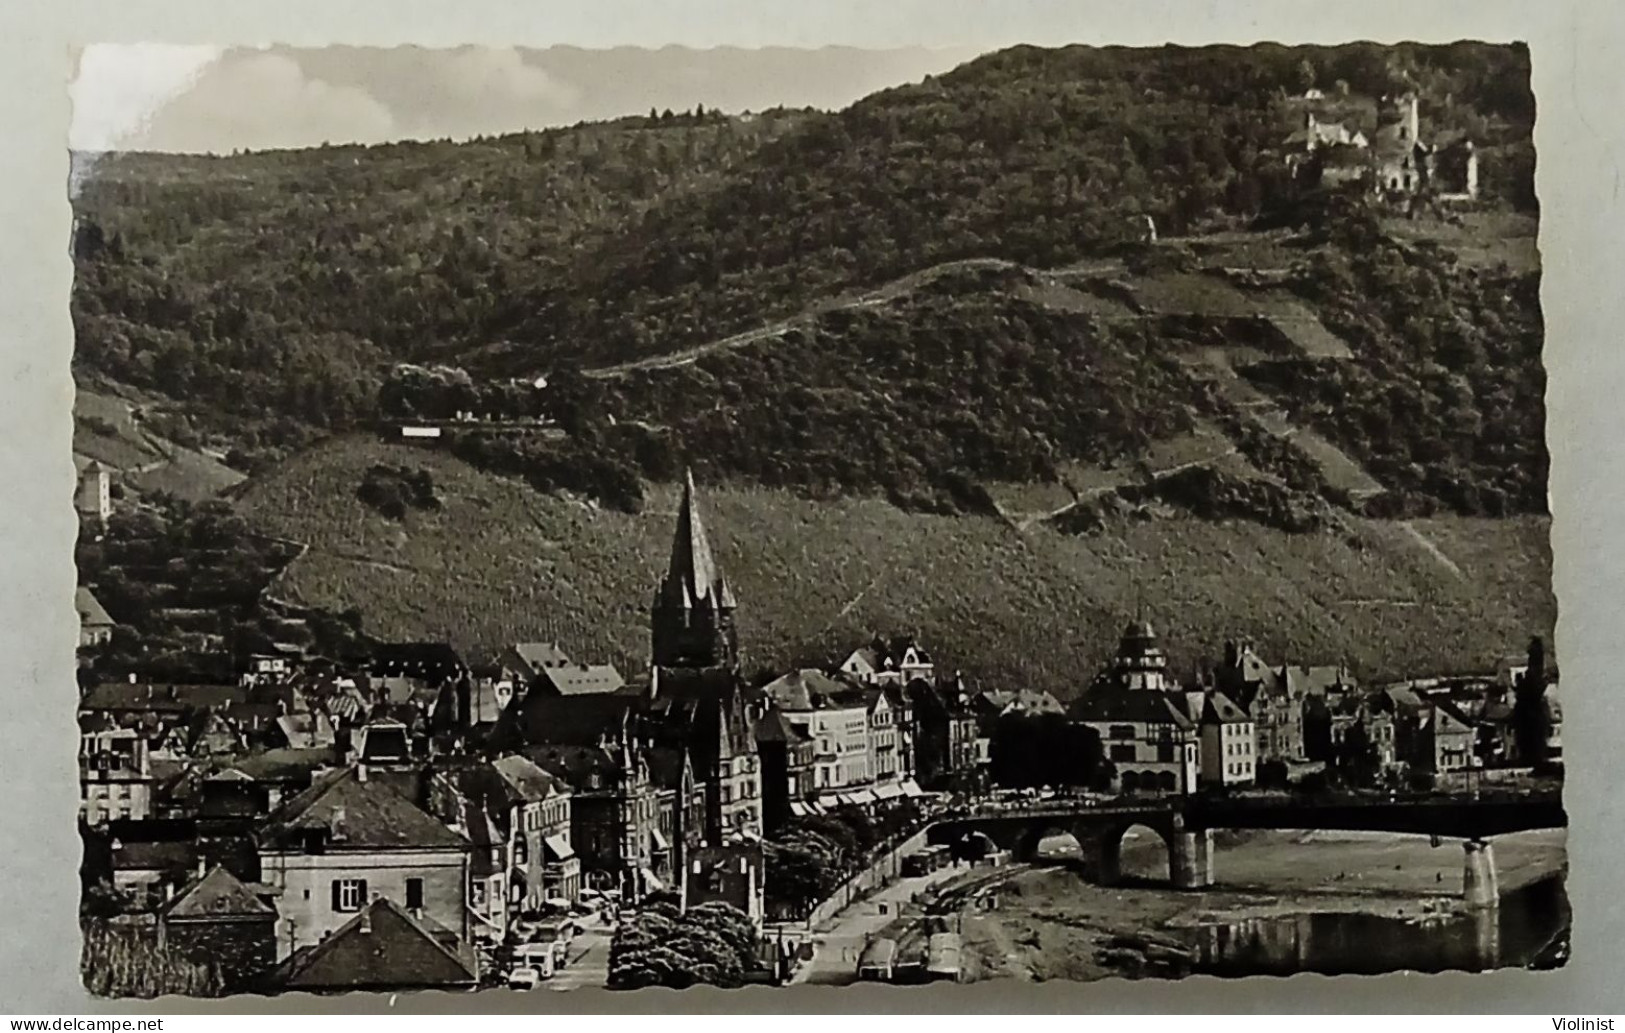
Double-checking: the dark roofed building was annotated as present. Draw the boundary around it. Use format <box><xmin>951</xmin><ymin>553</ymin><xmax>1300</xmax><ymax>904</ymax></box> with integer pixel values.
<box><xmin>81</xmin><ymin>682</ymin><xmax>246</xmax><ymax>719</ymax></box>
<box><xmin>524</xmin><ymin>742</ymin><xmax>662</xmax><ymax>900</ymax></box>
<box><xmin>534</xmin><ymin>662</ymin><xmax>627</xmax><ymax>698</ymax></box>
<box><xmin>368</xmin><ymin>642</ymin><xmax>468</xmax><ymax>685</ymax></box>
<box><xmin>1069</xmin><ymin>674</ymin><xmax>1200</xmax><ymax>797</ymax></box>
<box><xmin>269</xmin><ymin>897</ymin><xmax>477</xmax><ymax>994</ymax></box>
<box><xmin>505</xmin><ymin>690</ymin><xmax>638</xmax><ymax>750</ymax></box>
<box><xmin>754</xmin><ymin>706</ymin><xmax>816</xmax><ymax>833</ymax></box>
<box><xmin>157</xmin><ymin>865</ymin><xmax>278</xmax><ymax>991</ymax></box>
<box><xmin>256</xmin><ymin>764</ymin><xmax>471</xmax><ymax>958</ymax></box>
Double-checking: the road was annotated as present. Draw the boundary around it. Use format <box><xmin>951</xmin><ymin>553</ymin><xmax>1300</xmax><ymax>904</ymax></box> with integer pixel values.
<box><xmin>786</xmin><ymin>863</ymin><xmax>974</xmax><ymax>986</ymax></box>
<box><xmin>544</xmin><ymin>918</ymin><xmax>614</xmax><ymax>992</ymax></box>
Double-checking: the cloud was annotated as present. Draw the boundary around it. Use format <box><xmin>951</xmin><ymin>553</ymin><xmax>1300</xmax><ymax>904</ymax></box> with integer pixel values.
<box><xmin>72</xmin><ymin>43</ymin><xmax>985</xmax><ymax>155</ymax></box>
<box><xmin>131</xmin><ymin>51</ymin><xmax>397</xmax><ymax>153</ymax></box>
<box><xmin>69</xmin><ymin>44</ymin><xmax>224</xmax><ymax>152</ymax></box>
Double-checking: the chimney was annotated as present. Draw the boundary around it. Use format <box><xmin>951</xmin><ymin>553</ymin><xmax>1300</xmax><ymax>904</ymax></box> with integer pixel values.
<box><xmin>165</xmin><ymin>882</ymin><xmax>177</xmax><ymax>902</ymax></box>
<box><xmin>197</xmin><ymin>857</ymin><xmax>207</xmax><ymax>880</ymax></box>
<box><xmin>359</xmin><ymin>907</ymin><xmax>372</xmax><ymax>935</ymax></box>
<box><xmin>330</xmin><ymin>806</ymin><xmax>348</xmax><ymax>840</ymax></box>
<box><xmin>129</xmin><ymin>673</ymin><xmax>137</xmax><ymax>685</ymax></box>
<box><xmin>356</xmin><ymin>763</ymin><xmax>368</xmax><ymax>783</ymax></box>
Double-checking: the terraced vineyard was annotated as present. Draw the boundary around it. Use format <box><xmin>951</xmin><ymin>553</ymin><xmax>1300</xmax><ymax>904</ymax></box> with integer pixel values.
<box><xmin>236</xmin><ymin>435</ymin><xmax>1554</xmax><ymax>694</ymax></box>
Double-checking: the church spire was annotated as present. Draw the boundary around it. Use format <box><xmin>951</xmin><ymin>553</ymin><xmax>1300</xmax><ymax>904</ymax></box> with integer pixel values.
<box><xmin>662</xmin><ymin>469</ymin><xmax>736</xmax><ymax>609</ymax></box>
<box><xmin>652</xmin><ymin>469</ymin><xmax>740</xmax><ymax>671</ymax></box>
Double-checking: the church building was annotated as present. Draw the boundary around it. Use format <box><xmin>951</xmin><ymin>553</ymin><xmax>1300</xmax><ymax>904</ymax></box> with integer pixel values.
<box><xmin>644</xmin><ymin>471</ymin><xmax>763</xmax><ymax>844</ymax></box>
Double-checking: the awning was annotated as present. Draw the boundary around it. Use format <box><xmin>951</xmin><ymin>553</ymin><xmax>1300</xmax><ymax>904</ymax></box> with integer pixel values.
<box><xmin>900</xmin><ymin>780</ymin><xmax>925</xmax><ymax>798</ymax></box>
<box><xmin>650</xmin><ymin>829</ymin><xmax>670</xmax><ymax>853</ymax></box>
<box><xmin>789</xmin><ymin>802</ymin><xmax>811</xmax><ymax>817</ymax></box>
<box><xmin>849</xmin><ymin>789</ymin><xmax>878</xmax><ymax>806</ymax></box>
<box><xmin>873</xmin><ymin>783</ymin><xmax>904</xmax><ymax>800</ymax></box>
<box><xmin>542</xmin><ymin>834</ymin><xmax>575</xmax><ymax>863</ymax></box>
<box><xmin>836</xmin><ymin>793</ymin><xmax>861</xmax><ymax>807</ymax></box>
<box><xmin>640</xmin><ymin>867</ymin><xmax>665</xmax><ymax>892</ymax></box>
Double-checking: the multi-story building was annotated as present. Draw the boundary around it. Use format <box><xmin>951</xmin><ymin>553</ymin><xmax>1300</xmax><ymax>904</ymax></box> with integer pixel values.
<box><xmin>753</xmin><ymin>706</ymin><xmax>817</xmax><ymax>832</ymax></box>
<box><xmin>1068</xmin><ymin>619</ymin><xmax>1200</xmax><ymax>796</ymax></box>
<box><xmin>1198</xmin><ymin>691</ymin><xmax>1256</xmax><ymax>788</ymax></box>
<box><xmin>255</xmin><ymin>764</ymin><xmax>471</xmax><ymax>960</ymax></box>
<box><xmin>761</xmin><ymin>669</ymin><xmax>874</xmax><ymax>802</ymax></box>
<box><xmin>427</xmin><ymin>753</ymin><xmax>579</xmax><ymax>943</ymax></box>
<box><xmin>524</xmin><ymin>742</ymin><xmax>664</xmax><ymax>899</ymax></box>
<box><xmin>79</xmin><ymin>721</ymin><xmax>157</xmax><ymax>825</ymax></box>
<box><xmin>908</xmin><ymin>675</ymin><xmax>980</xmax><ymax>792</ymax></box>
<box><xmin>866</xmin><ymin>688</ymin><xmax>901</xmax><ymax>787</ymax></box>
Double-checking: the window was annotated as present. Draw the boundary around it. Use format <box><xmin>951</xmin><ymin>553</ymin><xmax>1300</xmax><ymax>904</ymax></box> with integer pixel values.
<box><xmin>406</xmin><ymin>877</ymin><xmax>424</xmax><ymax>911</ymax></box>
<box><xmin>1109</xmin><ymin>744</ymin><xmax>1136</xmax><ymax>763</ymax></box>
<box><xmin>1108</xmin><ymin>724</ymin><xmax>1136</xmax><ymax>741</ymax></box>
<box><xmin>331</xmin><ymin>878</ymin><xmax>367</xmax><ymax>913</ymax></box>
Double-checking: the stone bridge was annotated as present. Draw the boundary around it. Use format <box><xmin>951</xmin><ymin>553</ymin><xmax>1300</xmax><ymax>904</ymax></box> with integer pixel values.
<box><xmin>926</xmin><ymin>791</ymin><xmax>1566</xmax><ymax>907</ymax></box>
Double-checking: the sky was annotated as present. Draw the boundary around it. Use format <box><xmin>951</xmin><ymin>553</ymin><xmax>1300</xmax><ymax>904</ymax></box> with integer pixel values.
<box><xmin>68</xmin><ymin>43</ymin><xmax>986</xmax><ymax>154</ymax></box>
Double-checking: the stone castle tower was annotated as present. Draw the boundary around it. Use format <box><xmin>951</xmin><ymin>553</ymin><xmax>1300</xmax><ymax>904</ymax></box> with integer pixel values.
<box><xmin>650</xmin><ymin>470</ymin><xmax>740</xmax><ymax>672</ymax></box>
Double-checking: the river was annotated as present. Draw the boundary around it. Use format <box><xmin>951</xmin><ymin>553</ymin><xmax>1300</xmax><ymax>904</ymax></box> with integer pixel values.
<box><xmin>951</xmin><ymin>828</ymin><xmax>1568</xmax><ymax>983</ymax></box>
<box><xmin>1184</xmin><ymin>874</ymin><xmax>1570</xmax><ymax>977</ymax></box>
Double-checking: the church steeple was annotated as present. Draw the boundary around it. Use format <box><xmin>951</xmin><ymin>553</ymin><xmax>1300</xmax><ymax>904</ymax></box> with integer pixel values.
<box><xmin>652</xmin><ymin>470</ymin><xmax>740</xmax><ymax>671</ymax></box>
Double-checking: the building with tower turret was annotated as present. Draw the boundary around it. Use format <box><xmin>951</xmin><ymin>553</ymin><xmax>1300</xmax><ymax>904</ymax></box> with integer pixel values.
<box><xmin>644</xmin><ymin>472</ymin><xmax>762</xmax><ymax>844</ymax></box>
<box><xmin>1110</xmin><ymin>616</ymin><xmax>1173</xmax><ymax>692</ymax></box>
<box><xmin>1069</xmin><ymin>617</ymin><xmax>1200</xmax><ymax>796</ymax></box>
<box><xmin>651</xmin><ymin>470</ymin><xmax>740</xmax><ymax>672</ymax></box>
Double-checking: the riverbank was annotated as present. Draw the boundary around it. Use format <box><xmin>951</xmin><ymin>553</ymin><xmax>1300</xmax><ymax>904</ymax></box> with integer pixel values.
<box><xmin>956</xmin><ymin>828</ymin><xmax>1567</xmax><ymax>983</ymax></box>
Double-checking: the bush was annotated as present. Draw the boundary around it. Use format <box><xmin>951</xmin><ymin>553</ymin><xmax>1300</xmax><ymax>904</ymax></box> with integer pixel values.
<box><xmin>356</xmin><ymin>464</ymin><xmax>441</xmax><ymax>520</ymax></box>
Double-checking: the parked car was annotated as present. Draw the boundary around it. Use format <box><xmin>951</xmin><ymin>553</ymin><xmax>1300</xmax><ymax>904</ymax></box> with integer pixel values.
<box><xmin>507</xmin><ymin>967</ymin><xmax>542</xmax><ymax>992</ymax></box>
<box><xmin>514</xmin><ymin>943</ymin><xmax>558</xmax><ymax>978</ymax></box>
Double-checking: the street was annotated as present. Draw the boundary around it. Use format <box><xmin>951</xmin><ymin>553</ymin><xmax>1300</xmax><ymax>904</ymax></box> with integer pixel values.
<box><xmin>788</xmin><ymin>863</ymin><xmax>971</xmax><ymax>986</ymax></box>
<box><xmin>544</xmin><ymin>920</ymin><xmax>614</xmax><ymax>992</ymax></box>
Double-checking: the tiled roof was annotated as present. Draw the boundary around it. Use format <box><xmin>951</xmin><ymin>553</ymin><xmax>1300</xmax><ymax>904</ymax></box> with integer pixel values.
<box><xmin>211</xmin><ymin>747</ymin><xmax>335</xmax><ymax>784</ymax></box>
<box><xmin>489</xmin><ymin>754</ymin><xmax>568</xmax><ymax>803</ymax></box>
<box><xmin>761</xmin><ymin>669</ymin><xmax>852</xmax><ymax>712</ymax></box>
<box><xmin>538</xmin><ymin>663</ymin><xmax>626</xmax><ymax>697</ymax></box>
<box><xmin>508</xmin><ymin>642</ymin><xmax>572</xmax><ymax>672</ymax></box>
<box><xmin>369</xmin><ymin>642</ymin><xmax>466</xmax><ymax>672</ymax></box>
<box><xmin>161</xmin><ymin>865</ymin><xmax>276</xmax><ymax>920</ymax></box>
<box><xmin>277</xmin><ymin>898</ymin><xmax>477</xmax><ymax>992</ymax></box>
<box><xmin>523</xmin><ymin>744</ymin><xmax>625</xmax><ymax>792</ymax></box>
<box><xmin>1069</xmin><ymin>688</ymin><xmax>1195</xmax><ymax>729</ymax></box>
<box><xmin>81</xmin><ymin>683</ymin><xmax>245</xmax><ymax>714</ymax></box>
<box><xmin>1202</xmin><ymin>691</ymin><xmax>1251</xmax><ymax>725</ymax></box>
<box><xmin>258</xmin><ymin>766</ymin><xmax>466</xmax><ymax>852</ymax></box>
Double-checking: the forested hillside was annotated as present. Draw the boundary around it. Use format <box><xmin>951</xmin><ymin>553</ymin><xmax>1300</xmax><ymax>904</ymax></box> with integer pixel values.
<box><xmin>70</xmin><ymin>43</ymin><xmax>1535</xmax><ymax>450</ymax></box>
<box><xmin>69</xmin><ymin>40</ymin><xmax>1552</xmax><ymax>692</ymax></box>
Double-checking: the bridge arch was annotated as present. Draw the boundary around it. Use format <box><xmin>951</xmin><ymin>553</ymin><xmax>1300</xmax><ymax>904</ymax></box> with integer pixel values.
<box><xmin>1013</xmin><ymin>824</ymin><xmax>1085</xmax><ymax>864</ymax></box>
<box><xmin>1095</xmin><ymin>821</ymin><xmax>1176</xmax><ymax>886</ymax></box>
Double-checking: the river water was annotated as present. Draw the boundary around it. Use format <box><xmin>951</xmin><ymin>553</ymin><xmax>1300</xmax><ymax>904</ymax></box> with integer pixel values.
<box><xmin>1183</xmin><ymin>875</ymin><xmax>1570</xmax><ymax>976</ymax></box>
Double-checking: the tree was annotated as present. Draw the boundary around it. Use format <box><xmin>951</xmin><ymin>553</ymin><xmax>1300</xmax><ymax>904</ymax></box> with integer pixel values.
<box><xmin>1513</xmin><ymin>635</ymin><xmax>1551</xmax><ymax>765</ymax></box>
<box><xmin>607</xmin><ymin>901</ymin><xmax>758</xmax><ymax>990</ymax></box>
<box><xmin>1296</xmin><ymin>58</ymin><xmax>1318</xmax><ymax>93</ymax></box>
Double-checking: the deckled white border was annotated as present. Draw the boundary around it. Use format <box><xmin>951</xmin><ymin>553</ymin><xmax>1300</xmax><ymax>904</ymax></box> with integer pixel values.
<box><xmin>3</xmin><ymin>0</ymin><xmax>1621</xmax><ymax>1013</ymax></box>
